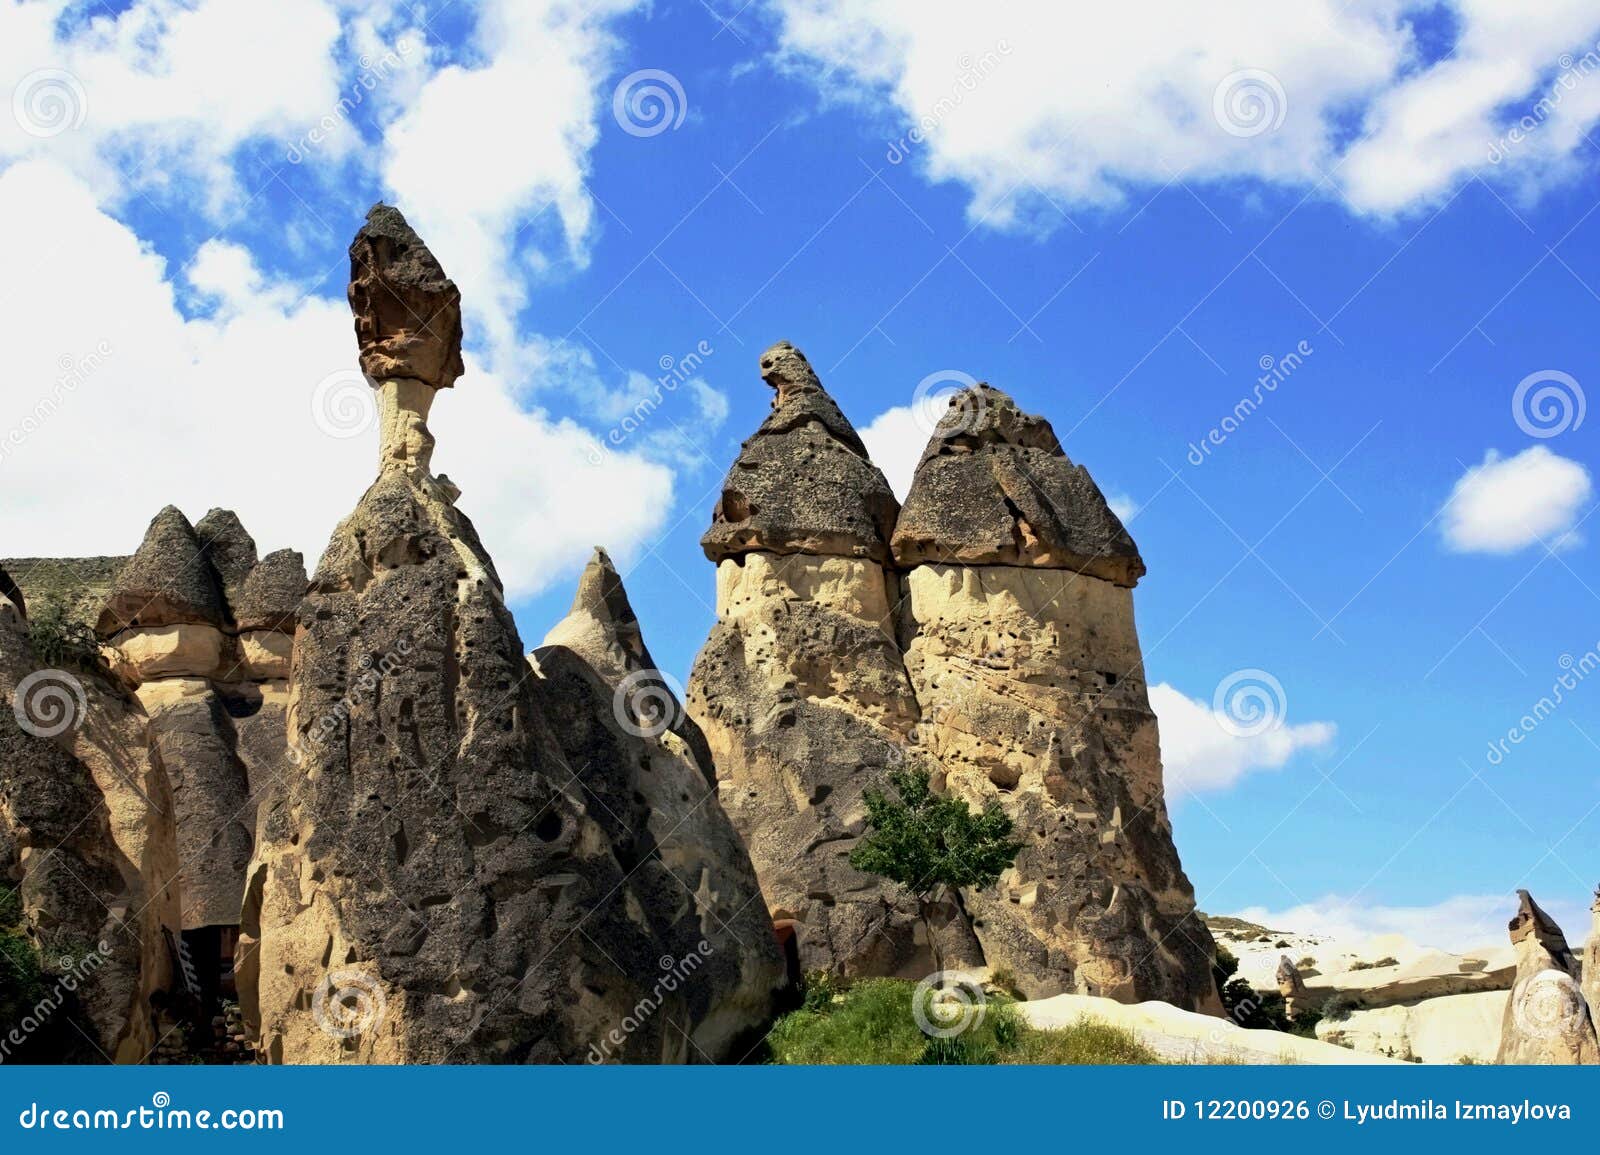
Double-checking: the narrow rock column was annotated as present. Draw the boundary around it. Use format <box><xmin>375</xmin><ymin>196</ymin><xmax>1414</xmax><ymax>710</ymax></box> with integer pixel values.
<box><xmin>243</xmin><ymin>204</ymin><xmax>682</xmax><ymax>1064</ymax></box>
<box><xmin>892</xmin><ymin>384</ymin><xmax>1220</xmax><ymax>1011</ymax></box>
<box><xmin>1496</xmin><ymin>890</ymin><xmax>1598</xmax><ymax>1064</ymax></box>
<box><xmin>687</xmin><ymin>342</ymin><xmax>937</xmax><ymax>979</ymax></box>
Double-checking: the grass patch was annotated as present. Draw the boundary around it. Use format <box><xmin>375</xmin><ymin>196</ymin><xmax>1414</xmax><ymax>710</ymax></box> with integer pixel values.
<box><xmin>766</xmin><ymin>977</ymin><xmax>1163</xmax><ymax>1065</ymax></box>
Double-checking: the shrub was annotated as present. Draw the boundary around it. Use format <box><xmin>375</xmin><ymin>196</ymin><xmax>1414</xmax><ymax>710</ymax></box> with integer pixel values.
<box><xmin>26</xmin><ymin>597</ymin><xmax>100</xmax><ymax>671</ymax></box>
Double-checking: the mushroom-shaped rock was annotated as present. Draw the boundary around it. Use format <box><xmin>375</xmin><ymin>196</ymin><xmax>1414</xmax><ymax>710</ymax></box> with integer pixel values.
<box><xmin>1496</xmin><ymin>890</ymin><xmax>1598</xmax><ymax>1064</ymax></box>
<box><xmin>243</xmin><ymin>213</ymin><xmax>701</xmax><ymax>1064</ymax></box>
<box><xmin>890</xmin><ymin>384</ymin><xmax>1144</xmax><ymax>587</ymax></box>
<box><xmin>701</xmin><ymin>341</ymin><xmax>899</xmax><ymax>564</ymax></box>
<box><xmin>531</xmin><ymin>549</ymin><xmax>785</xmax><ymax>1057</ymax></box>
<box><xmin>347</xmin><ymin>202</ymin><xmax>463</xmax><ymax>390</ymax></box>
<box><xmin>231</xmin><ymin>549</ymin><xmax>307</xmax><ymax>635</ymax></box>
<box><xmin>97</xmin><ymin>506</ymin><xmax>227</xmax><ymax>636</ymax></box>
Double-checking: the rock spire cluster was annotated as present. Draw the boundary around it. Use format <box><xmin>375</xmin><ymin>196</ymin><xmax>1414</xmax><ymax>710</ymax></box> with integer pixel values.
<box><xmin>241</xmin><ymin>205</ymin><xmax>778</xmax><ymax>1063</ymax></box>
<box><xmin>687</xmin><ymin>342</ymin><xmax>1219</xmax><ymax>1009</ymax></box>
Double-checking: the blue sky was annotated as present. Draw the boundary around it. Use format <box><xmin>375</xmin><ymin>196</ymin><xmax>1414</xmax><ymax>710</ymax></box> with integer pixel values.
<box><xmin>3</xmin><ymin>0</ymin><xmax>1598</xmax><ymax>949</ymax></box>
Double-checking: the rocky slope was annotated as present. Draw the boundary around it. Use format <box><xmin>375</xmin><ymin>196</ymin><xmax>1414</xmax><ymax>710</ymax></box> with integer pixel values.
<box><xmin>531</xmin><ymin>548</ymin><xmax>785</xmax><ymax>1057</ymax></box>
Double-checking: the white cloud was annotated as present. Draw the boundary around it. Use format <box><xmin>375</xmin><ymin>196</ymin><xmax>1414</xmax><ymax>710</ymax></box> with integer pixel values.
<box><xmin>1</xmin><ymin>0</ymin><xmax>350</xmax><ymax>209</ymax></box>
<box><xmin>764</xmin><ymin>1</ymin><xmax>1600</xmax><ymax>218</ymax></box>
<box><xmin>1150</xmin><ymin>682</ymin><xmax>1336</xmax><ymax>795</ymax></box>
<box><xmin>1441</xmin><ymin>446</ymin><xmax>1592</xmax><ymax>554</ymax></box>
<box><xmin>0</xmin><ymin>1</ymin><xmax>707</xmax><ymax>600</ymax></box>
<box><xmin>1106</xmin><ymin>492</ymin><xmax>1140</xmax><ymax>524</ymax></box>
<box><xmin>380</xmin><ymin>0</ymin><xmax>644</xmax><ymax>379</ymax></box>
<box><xmin>858</xmin><ymin>404</ymin><xmax>926</xmax><ymax>500</ymax></box>
<box><xmin>1228</xmin><ymin>891</ymin><xmax>1590</xmax><ymax>954</ymax></box>
<box><xmin>0</xmin><ymin>159</ymin><xmax>673</xmax><ymax>600</ymax></box>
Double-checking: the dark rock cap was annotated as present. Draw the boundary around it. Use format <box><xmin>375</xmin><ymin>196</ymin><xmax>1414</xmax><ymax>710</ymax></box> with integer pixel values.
<box><xmin>890</xmin><ymin>383</ymin><xmax>1145</xmax><ymax>587</ymax></box>
<box><xmin>195</xmin><ymin>509</ymin><xmax>258</xmax><ymax>598</ymax></box>
<box><xmin>701</xmin><ymin>341</ymin><xmax>899</xmax><ymax>564</ymax></box>
<box><xmin>1508</xmin><ymin>889</ymin><xmax>1576</xmax><ymax>969</ymax></box>
<box><xmin>96</xmin><ymin>506</ymin><xmax>227</xmax><ymax>636</ymax></box>
<box><xmin>232</xmin><ymin>549</ymin><xmax>308</xmax><ymax>634</ymax></box>
<box><xmin>348</xmin><ymin>202</ymin><xmax>464</xmax><ymax>390</ymax></box>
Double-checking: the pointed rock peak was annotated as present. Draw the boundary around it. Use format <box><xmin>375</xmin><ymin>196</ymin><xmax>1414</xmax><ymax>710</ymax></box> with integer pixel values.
<box><xmin>891</xmin><ymin>382</ymin><xmax>1145</xmax><ymax>587</ymax></box>
<box><xmin>348</xmin><ymin>202</ymin><xmax>464</xmax><ymax>390</ymax></box>
<box><xmin>97</xmin><ymin>506</ymin><xmax>226</xmax><ymax>635</ymax></box>
<box><xmin>233</xmin><ymin>549</ymin><xmax>308</xmax><ymax>634</ymax></box>
<box><xmin>194</xmin><ymin>508</ymin><xmax>258</xmax><ymax>593</ymax></box>
<box><xmin>569</xmin><ymin>547</ymin><xmax>638</xmax><ymax>630</ymax></box>
<box><xmin>1508</xmin><ymin>889</ymin><xmax>1573</xmax><ymax>957</ymax></box>
<box><xmin>702</xmin><ymin>342</ymin><xmax>898</xmax><ymax>564</ymax></box>
<box><xmin>920</xmin><ymin>382</ymin><xmax>1063</xmax><ymax>462</ymax></box>
<box><xmin>1593</xmin><ymin>884</ymin><xmax>1600</xmax><ymax>913</ymax></box>
<box><xmin>542</xmin><ymin>546</ymin><xmax>654</xmax><ymax>677</ymax></box>
<box><xmin>760</xmin><ymin>341</ymin><xmax>822</xmax><ymax>403</ymax></box>
<box><xmin>752</xmin><ymin>340</ymin><xmax>869</xmax><ymax>455</ymax></box>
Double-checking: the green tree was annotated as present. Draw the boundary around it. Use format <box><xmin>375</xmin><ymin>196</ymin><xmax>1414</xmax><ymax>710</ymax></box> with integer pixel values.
<box><xmin>849</xmin><ymin>768</ymin><xmax>1022</xmax><ymax>972</ymax></box>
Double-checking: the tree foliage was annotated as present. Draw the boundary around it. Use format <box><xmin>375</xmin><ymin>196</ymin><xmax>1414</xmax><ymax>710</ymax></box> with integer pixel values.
<box><xmin>849</xmin><ymin>769</ymin><xmax>1021</xmax><ymax>901</ymax></box>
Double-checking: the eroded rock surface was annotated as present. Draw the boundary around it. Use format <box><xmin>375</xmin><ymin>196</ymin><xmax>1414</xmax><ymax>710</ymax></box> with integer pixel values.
<box><xmin>0</xmin><ymin>593</ymin><xmax>179</xmax><ymax>1062</ymax></box>
<box><xmin>531</xmin><ymin>549</ymin><xmax>784</xmax><ymax>1058</ymax></box>
<box><xmin>97</xmin><ymin>506</ymin><xmax>226</xmax><ymax>634</ymax></box>
<box><xmin>702</xmin><ymin>341</ymin><xmax>899</xmax><ymax>564</ymax></box>
<box><xmin>1495</xmin><ymin>890</ymin><xmax>1598</xmax><ymax>1064</ymax></box>
<box><xmin>97</xmin><ymin>507</ymin><xmax>303</xmax><ymax>932</ymax></box>
<box><xmin>690</xmin><ymin>348</ymin><xmax>932</xmax><ymax>978</ymax></box>
<box><xmin>690</xmin><ymin>358</ymin><xmax>1217</xmax><ymax>1011</ymax></box>
<box><xmin>348</xmin><ymin>202</ymin><xmax>463</xmax><ymax>390</ymax></box>
<box><xmin>245</xmin><ymin>206</ymin><xmax>703</xmax><ymax>1064</ymax></box>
